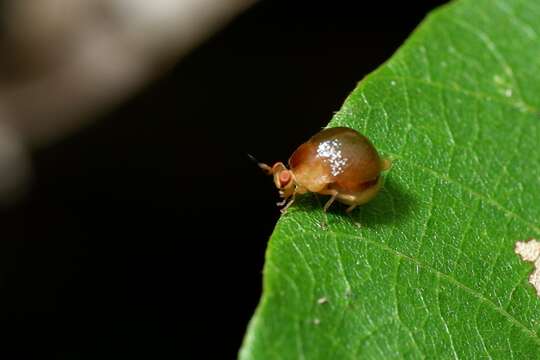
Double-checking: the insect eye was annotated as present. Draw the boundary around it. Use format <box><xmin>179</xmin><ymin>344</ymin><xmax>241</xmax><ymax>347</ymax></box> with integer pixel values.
<box><xmin>278</xmin><ymin>170</ymin><xmax>291</xmax><ymax>188</ymax></box>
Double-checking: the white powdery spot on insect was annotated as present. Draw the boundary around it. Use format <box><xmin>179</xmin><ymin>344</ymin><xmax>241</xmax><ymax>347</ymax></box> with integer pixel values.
<box><xmin>515</xmin><ymin>239</ymin><xmax>540</xmax><ymax>297</ymax></box>
<box><xmin>316</xmin><ymin>139</ymin><xmax>348</xmax><ymax>176</ymax></box>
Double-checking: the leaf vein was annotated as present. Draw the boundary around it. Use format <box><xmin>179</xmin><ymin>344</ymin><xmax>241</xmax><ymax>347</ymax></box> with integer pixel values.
<box><xmin>385</xmin><ymin>152</ymin><xmax>540</xmax><ymax>235</ymax></box>
<box><xmin>435</xmin><ymin>274</ymin><xmax>460</xmax><ymax>360</ymax></box>
<box><xmin>328</xmin><ymin>230</ymin><xmax>540</xmax><ymax>344</ymax></box>
<box><xmin>379</xmin><ymin>74</ymin><xmax>537</xmax><ymax>113</ymax></box>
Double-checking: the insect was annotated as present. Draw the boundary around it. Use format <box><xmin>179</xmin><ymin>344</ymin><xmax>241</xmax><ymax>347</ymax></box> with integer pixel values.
<box><xmin>253</xmin><ymin>127</ymin><xmax>391</xmax><ymax>213</ymax></box>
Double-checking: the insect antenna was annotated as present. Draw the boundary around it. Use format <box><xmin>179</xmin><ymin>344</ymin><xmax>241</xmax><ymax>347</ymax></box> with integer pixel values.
<box><xmin>247</xmin><ymin>153</ymin><xmax>272</xmax><ymax>175</ymax></box>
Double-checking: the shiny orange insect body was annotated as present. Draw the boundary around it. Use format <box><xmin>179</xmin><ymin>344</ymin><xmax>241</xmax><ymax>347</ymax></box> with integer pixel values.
<box><xmin>256</xmin><ymin>127</ymin><xmax>391</xmax><ymax>213</ymax></box>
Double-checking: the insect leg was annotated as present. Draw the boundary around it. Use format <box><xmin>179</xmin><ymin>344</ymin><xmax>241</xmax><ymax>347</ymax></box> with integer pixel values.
<box><xmin>319</xmin><ymin>189</ymin><xmax>339</xmax><ymax>212</ymax></box>
<box><xmin>280</xmin><ymin>193</ymin><xmax>296</xmax><ymax>213</ymax></box>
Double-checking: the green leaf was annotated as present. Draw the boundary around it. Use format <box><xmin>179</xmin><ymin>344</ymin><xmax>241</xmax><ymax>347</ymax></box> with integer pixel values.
<box><xmin>240</xmin><ymin>0</ymin><xmax>540</xmax><ymax>358</ymax></box>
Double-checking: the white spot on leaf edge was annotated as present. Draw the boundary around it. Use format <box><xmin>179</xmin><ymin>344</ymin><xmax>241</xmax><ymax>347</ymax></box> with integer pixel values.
<box><xmin>515</xmin><ymin>239</ymin><xmax>540</xmax><ymax>297</ymax></box>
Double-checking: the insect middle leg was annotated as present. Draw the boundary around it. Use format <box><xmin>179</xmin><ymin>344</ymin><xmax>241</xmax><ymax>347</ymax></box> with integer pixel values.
<box><xmin>319</xmin><ymin>189</ymin><xmax>339</xmax><ymax>212</ymax></box>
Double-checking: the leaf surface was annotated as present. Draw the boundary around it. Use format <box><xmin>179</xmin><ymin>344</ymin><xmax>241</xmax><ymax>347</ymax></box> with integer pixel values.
<box><xmin>241</xmin><ymin>0</ymin><xmax>540</xmax><ymax>358</ymax></box>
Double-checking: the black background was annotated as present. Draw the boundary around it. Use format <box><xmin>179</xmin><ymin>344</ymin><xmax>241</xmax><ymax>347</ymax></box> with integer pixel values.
<box><xmin>0</xmin><ymin>1</ymin><xmax>448</xmax><ymax>358</ymax></box>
